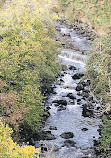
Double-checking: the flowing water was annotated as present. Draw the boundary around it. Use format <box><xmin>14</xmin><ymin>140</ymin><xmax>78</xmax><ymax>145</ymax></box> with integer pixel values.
<box><xmin>38</xmin><ymin>22</ymin><xmax>101</xmax><ymax>158</ymax></box>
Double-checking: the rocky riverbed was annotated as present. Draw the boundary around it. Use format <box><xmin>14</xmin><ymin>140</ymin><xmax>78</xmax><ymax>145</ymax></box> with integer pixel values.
<box><xmin>36</xmin><ymin>21</ymin><xmax>102</xmax><ymax>158</ymax></box>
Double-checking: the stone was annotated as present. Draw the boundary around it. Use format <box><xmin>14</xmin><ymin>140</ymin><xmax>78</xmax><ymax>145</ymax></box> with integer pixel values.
<box><xmin>53</xmin><ymin>145</ymin><xmax>60</xmax><ymax>152</ymax></box>
<box><xmin>82</xmin><ymin>104</ymin><xmax>94</xmax><ymax>117</ymax></box>
<box><xmin>82</xmin><ymin>128</ymin><xmax>88</xmax><ymax>131</ymax></box>
<box><xmin>76</xmin><ymin>84</ymin><xmax>84</xmax><ymax>91</ymax></box>
<box><xmin>60</xmin><ymin>132</ymin><xmax>74</xmax><ymax>139</ymax></box>
<box><xmin>57</xmin><ymin>105</ymin><xmax>66</xmax><ymax>111</ymax></box>
<box><xmin>83</xmin><ymin>92</ymin><xmax>90</xmax><ymax>98</ymax></box>
<box><xmin>53</xmin><ymin>103</ymin><xmax>59</xmax><ymax>107</ymax></box>
<box><xmin>77</xmin><ymin>99</ymin><xmax>81</xmax><ymax>102</ymax></box>
<box><xmin>88</xmin><ymin>95</ymin><xmax>93</xmax><ymax>101</ymax></box>
<box><xmin>60</xmin><ymin>78</ymin><xmax>64</xmax><ymax>82</ymax></box>
<box><xmin>72</xmin><ymin>73</ymin><xmax>84</xmax><ymax>80</ymax></box>
<box><xmin>41</xmin><ymin>146</ymin><xmax>48</xmax><ymax>152</ymax></box>
<box><xmin>83</xmin><ymin>89</ymin><xmax>90</xmax><ymax>93</ymax></box>
<box><xmin>62</xmin><ymin>140</ymin><xmax>76</xmax><ymax>147</ymax></box>
<box><xmin>45</xmin><ymin>106</ymin><xmax>51</xmax><ymax>110</ymax></box>
<box><xmin>69</xmin><ymin>65</ymin><xmax>77</xmax><ymax>70</ymax></box>
<box><xmin>42</xmin><ymin>111</ymin><xmax>50</xmax><ymax>121</ymax></box>
<box><xmin>52</xmin><ymin>100</ymin><xmax>67</xmax><ymax>106</ymax></box>
<box><xmin>41</xmin><ymin>131</ymin><xmax>56</xmax><ymax>140</ymax></box>
<box><xmin>49</xmin><ymin>126</ymin><xmax>57</xmax><ymax>130</ymax></box>
<box><xmin>67</xmin><ymin>93</ymin><xmax>76</xmax><ymax>100</ymax></box>
<box><xmin>86</xmin><ymin>79</ymin><xmax>91</xmax><ymax>86</ymax></box>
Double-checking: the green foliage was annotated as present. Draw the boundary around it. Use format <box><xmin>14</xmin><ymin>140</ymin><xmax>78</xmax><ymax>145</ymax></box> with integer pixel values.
<box><xmin>0</xmin><ymin>0</ymin><xmax>60</xmax><ymax>139</ymax></box>
<box><xmin>86</xmin><ymin>34</ymin><xmax>111</xmax><ymax>155</ymax></box>
<box><xmin>86</xmin><ymin>35</ymin><xmax>111</xmax><ymax>103</ymax></box>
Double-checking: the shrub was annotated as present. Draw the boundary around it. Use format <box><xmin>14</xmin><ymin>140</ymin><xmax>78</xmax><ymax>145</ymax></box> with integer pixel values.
<box><xmin>0</xmin><ymin>119</ymin><xmax>39</xmax><ymax>158</ymax></box>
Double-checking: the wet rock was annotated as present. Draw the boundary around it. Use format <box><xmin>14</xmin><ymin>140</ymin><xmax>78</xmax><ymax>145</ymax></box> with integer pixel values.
<box><xmin>52</xmin><ymin>100</ymin><xmax>67</xmax><ymax>106</ymax></box>
<box><xmin>54</xmin><ymin>103</ymin><xmax>59</xmax><ymax>107</ymax></box>
<box><xmin>52</xmin><ymin>91</ymin><xmax>57</xmax><ymax>95</ymax></box>
<box><xmin>69</xmin><ymin>65</ymin><xmax>77</xmax><ymax>70</ymax></box>
<box><xmin>83</xmin><ymin>92</ymin><xmax>90</xmax><ymax>98</ymax></box>
<box><xmin>93</xmin><ymin>140</ymin><xmax>101</xmax><ymax>146</ymax></box>
<box><xmin>40</xmin><ymin>142</ymin><xmax>48</xmax><ymax>152</ymax></box>
<box><xmin>61</xmin><ymin>74</ymin><xmax>64</xmax><ymax>77</ymax></box>
<box><xmin>72</xmin><ymin>73</ymin><xmax>84</xmax><ymax>80</ymax></box>
<box><xmin>60</xmin><ymin>132</ymin><xmax>74</xmax><ymax>139</ymax></box>
<box><xmin>88</xmin><ymin>95</ymin><xmax>93</xmax><ymax>101</ymax></box>
<box><xmin>83</xmin><ymin>89</ymin><xmax>90</xmax><ymax>93</ymax></box>
<box><xmin>67</xmin><ymin>93</ymin><xmax>76</xmax><ymax>100</ymax></box>
<box><xmin>86</xmin><ymin>79</ymin><xmax>91</xmax><ymax>86</ymax></box>
<box><xmin>42</xmin><ymin>111</ymin><xmax>50</xmax><ymax>121</ymax></box>
<box><xmin>79</xmin><ymin>81</ymin><xmax>87</xmax><ymax>87</ymax></box>
<box><xmin>41</xmin><ymin>131</ymin><xmax>56</xmax><ymax>140</ymax></box>
<box><xmin>53</xmin><ymin>145</ymin><xmax>60</xmax><ymax>152</ymax></box>
<box><xmin>69</xmin><ymin>100</ymin><xmax>75</xmax><ymax>105</ymax></box>
<box><xmin>62</xmin><ymin>32</ymin><xmax>70</xmax><ymax>36</ymax></box>
<box><xmin>76</xmin><ymin>84</ymin><xmax>84</xmax><ymax>91</ymax></box>
<box><xmin>57</xmin><ymin>105</ymin><xmax>66</xmax><ymax>111</ymax></box>
<box><xmin>62</xmin><ymin>140</ymin><xmax>76</xmax><ymax>147</ymax></box>
<box><xmin>77</xmin><ymin>92</ymin><xmax>82</xmax><ymax>96</ymax></box>
<box><xmin>77</xmin><ymin>99</ymin><xmax>81</xmax><ymax>102</ymax></box>
<box><xmin>49</xmin><ymin>126</ymin><xmax>57</xmax><ymax>130</ymax></box>
<box><xmin>41</xmin><ymin>146</ymin><xmax>48</xmax><ymax>152</ymax></box>
<box><xmin>60</xmin><ymin>78</ymin><xmax>64</xmax><ymax>82</ymax></box>
<box><xmin>82</xmin><ymin>103</ymin><xmax>94</xmax><ymax>117</ymax></box>
<box><xmin>45</xmin><ymin>106</ymin><xmax>51</xmax><ymax>110</ymax></box>
<box><xmin>82</xmin><ymin>128</ymin><xmax>88</xmax><ymax>131</ymax></box>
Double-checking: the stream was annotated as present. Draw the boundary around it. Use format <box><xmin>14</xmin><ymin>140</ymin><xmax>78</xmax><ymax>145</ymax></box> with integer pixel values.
<box><xmin>38</xmin><ymin>22</ymin><xmax>101</xmax><ymax>158</ymax></box>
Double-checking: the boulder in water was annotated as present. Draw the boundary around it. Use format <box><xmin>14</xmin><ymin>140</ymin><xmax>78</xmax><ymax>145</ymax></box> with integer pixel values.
<box><xmin>67</xmin><ymin>93</ymin><xmax>76</xmax><ymax>100</ymax></box>
<box><xmin>60</xmin><ymin>132</ymin><xmax>74</xmax><ymax>139</ymax></box>
<box><xmin>41</xmin><ymin>131</ymin><xmax>56</xmax><ymax>140</ymax></box>
<box><xmin>88</xmin><ymin>95</ymin><xmax>93</xmax><ymax>101</ymax></box>
<box><xmin>72</xmin><ymin>73</ymin><xmax>84</xmax><ymax>80</ymax></box>
<box><xmin>53</xmin><ymin>145</ymin><xmax>60</xmax><ymax>152</ymax></box>
<box><xmin>52</xmin><ymin>100</ymin><xmax>67</xmax><ymax>106</ymax></box>
<box><xmin>62</xmin><ymin>140</ymin><xmax>76</xmax><ymax>147</ymax></box>
<box><xmin>82</xmin><ymin>128</ymin><xmax>88</xmax><ymax>131</ymax></box>
<box><xmin>57</xmin><ymin>105</ymin><xmax>66</xmax><ymax>111</ymax></box>
<box><xmin>76</xmin><ymin>84</ymin><xmax>84</xmax><ymax>91</ymax></box>
<box><xmin>82</xmin><ymin>103</ymin><xmax>94</xmax><ymax>117</ymax></box>
<box><xmin>49</xmin><ymin>126</ymin><xmax>57</xmax><ymax>130</ymax></box>
<box><xmin>69</xmin><ymin>65</ymin><xmax>77</xmax><ymax>70</ymax></box>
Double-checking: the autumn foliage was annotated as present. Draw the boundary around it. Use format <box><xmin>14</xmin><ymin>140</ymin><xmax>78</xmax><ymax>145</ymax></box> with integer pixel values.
<box><xmin>0</xmin><ymin>119</ymin><xmax>39</xmax><ymax>158</ymax></box>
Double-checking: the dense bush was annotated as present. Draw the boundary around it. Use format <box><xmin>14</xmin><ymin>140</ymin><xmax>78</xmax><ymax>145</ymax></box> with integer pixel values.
<box><xmin>0</xmin><ymin>0</ymin><xmax>60</xmax><ymax>140</ymax></box>
<box><xmin>0</xmin><ymin>119</ymin><xmax>39</xmax><ymax>158</ymax></box>
<box><xmin>86</xmin><ymin>34</ymin><xmax>111</xmax><ymax>155</ymax></box>
<box><xmin>86</xmin><ymin>35</ymin><xmax>111</xmax><ymax>104</ymax></box>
